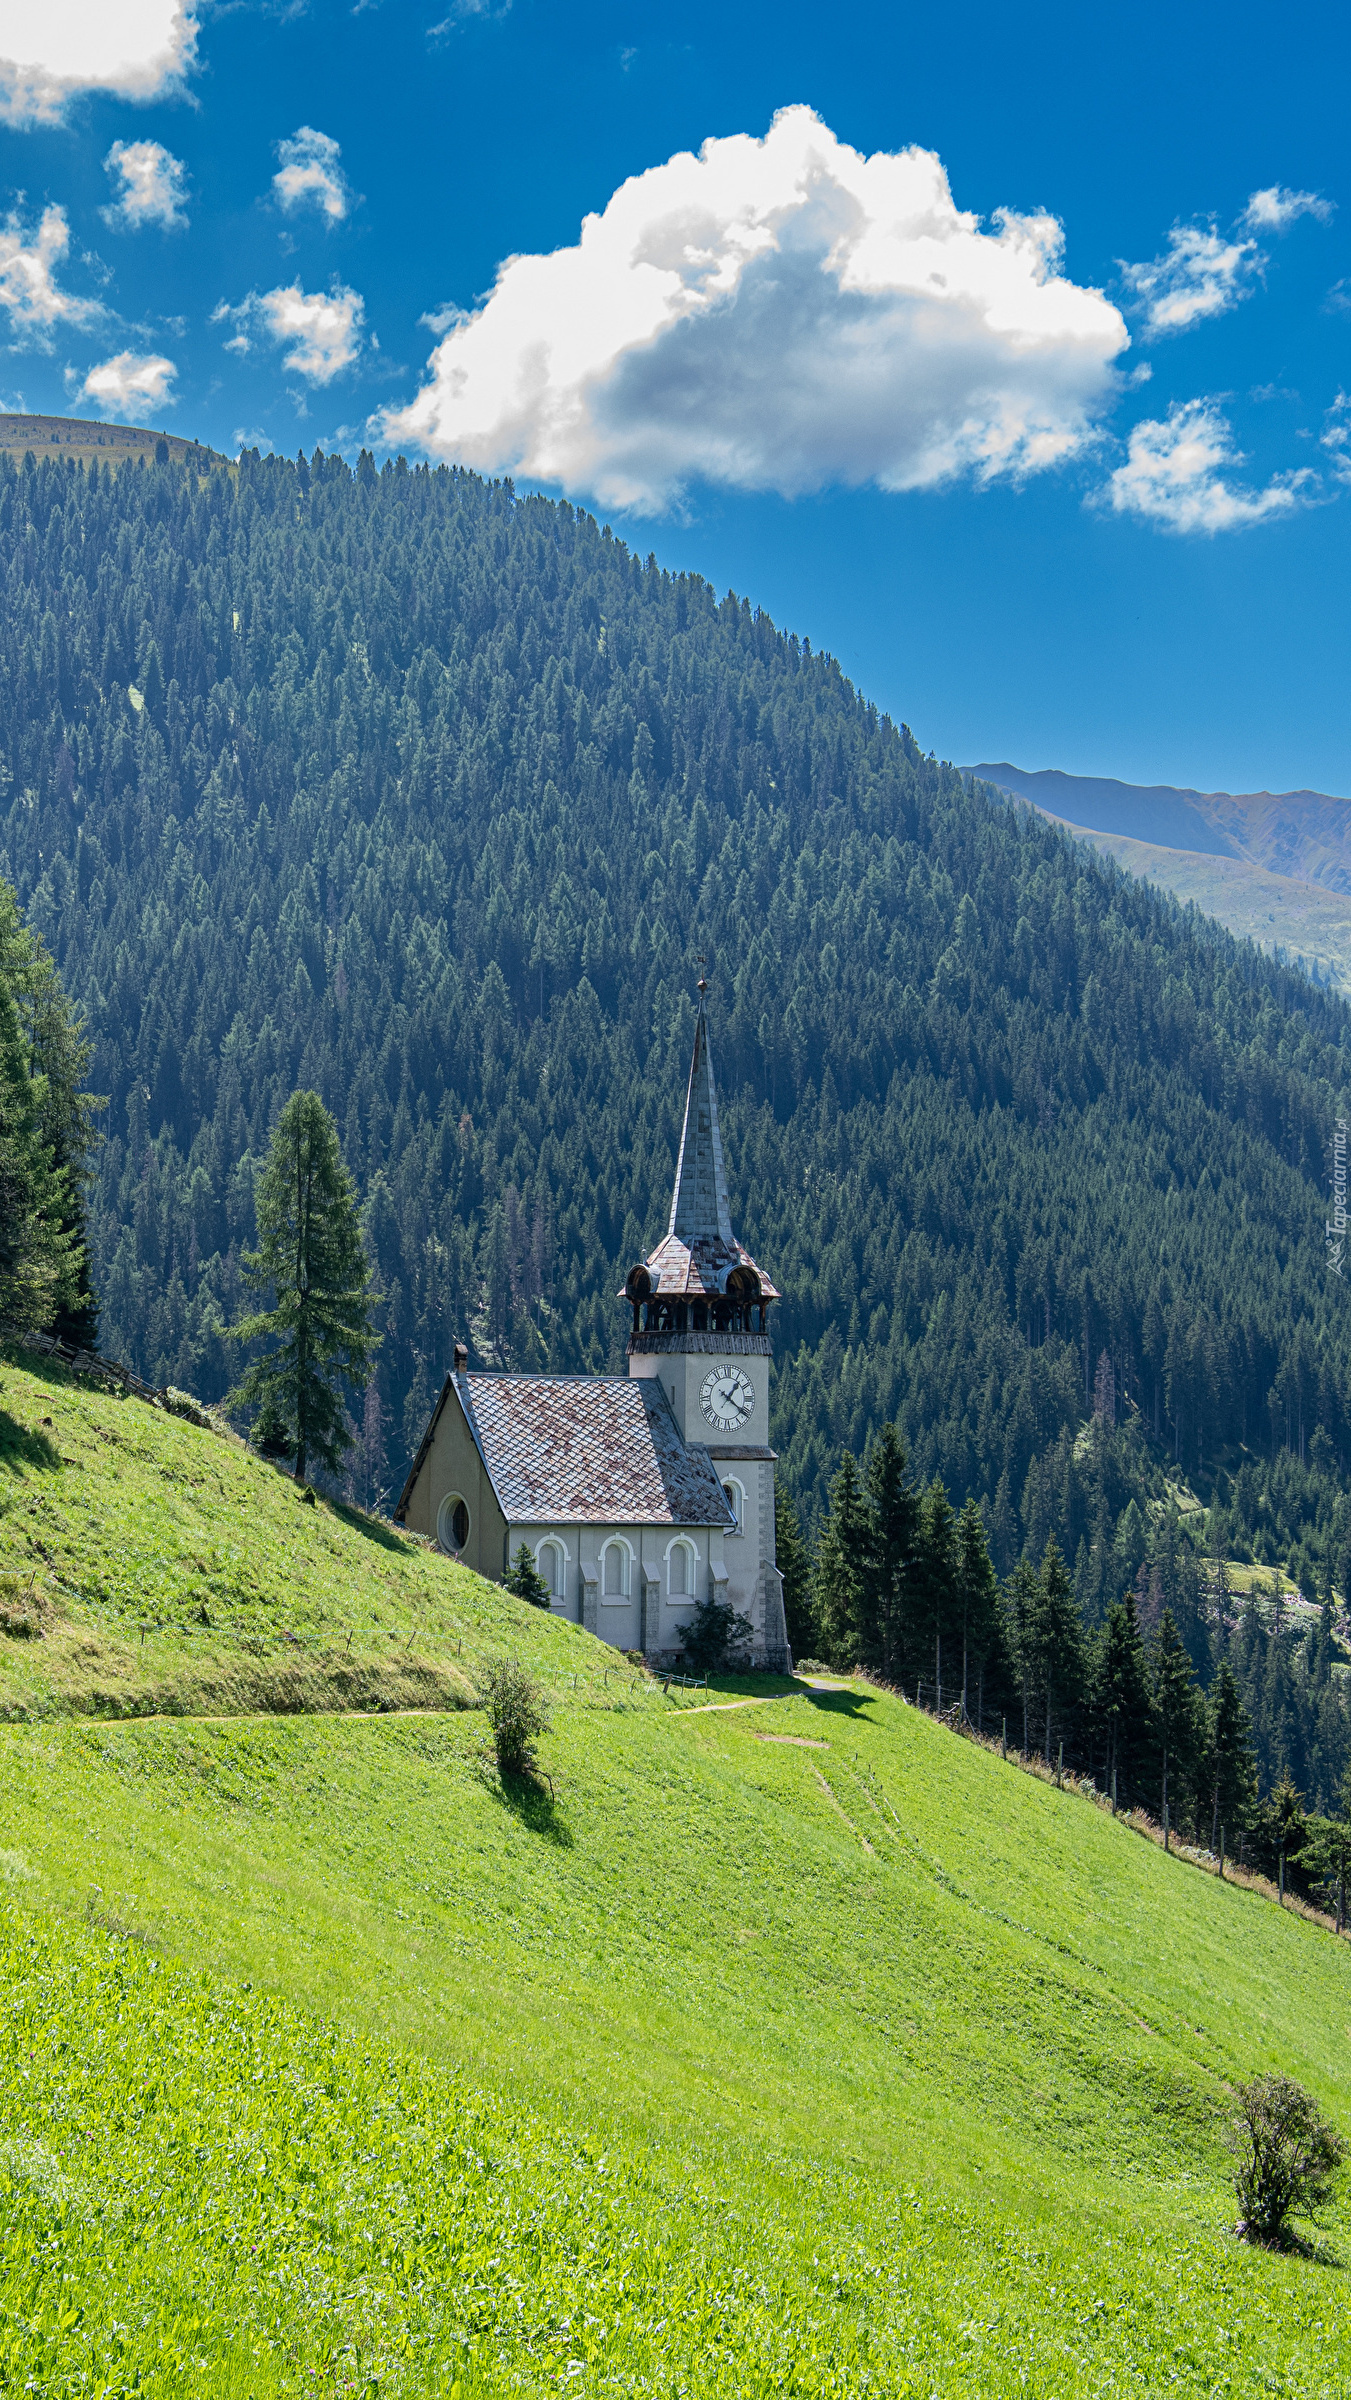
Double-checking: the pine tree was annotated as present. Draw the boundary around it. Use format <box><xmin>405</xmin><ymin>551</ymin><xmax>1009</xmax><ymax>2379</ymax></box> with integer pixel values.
<box><xmin>954</xmin><ymin>1497</ymin><xmax>999</xmax><ymax>1726</ymax></box>
<box><xmin>0</xmin><ymin>879</ymin><xmax>100</xmax><ymax>1343</ymax></box>
<box><xmin>1152</xmin><ymin>1608</ymin><xmax>1201</xmax><ymax>1842</ymax></box>
<box><xmin>814</xmin><ymin>1451</ymin><xmax>870</xmax><ymax>1669</ymax></box>
<box><xmin>1001</xmin><ymin>1557</ymin><xmax>1041</xmax><ymax>1756</ymax></box>
<box><xmin>774</xmin><ymin>1474</ymin><xmax>817</xmax><ymax>1660</ymax></box>
<box><xmin>0</xmin><ymin>973</ymin><xmax>79</xmax><ymax>1331</ymax></box>
<box><xmin>506</xmin><ymin>1543</ymin><xmax>551</xmax><ymax>1609</ymax></box>
<box><xmin>916</xmin><ymin>1479</ymin><xmax>959</xmax><ymax>1708</ymax></box>
<box><xmin>864</xmin><ymin>1422</ymin><xmax>919</xmax><ymax>1681</ymax></box>
<box><xmin>231</xmin><ymin>1091</ymin><xmax>379</xmax><ymax>1483</ymax></box>
<box><xmin>1033</xmin><ymin>1536</ymin><xmax>1087</xmax><ymax>1764</ymax></box>
<box><xmin>1094</xmin><ymin>1589</ymin><xmax>1152</xmax><ymax>1809</ymax></box>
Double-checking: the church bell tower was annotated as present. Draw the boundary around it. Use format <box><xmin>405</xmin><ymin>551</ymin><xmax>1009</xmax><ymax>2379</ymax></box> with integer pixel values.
<box><xmin>622</xmin><ymin>981</ymin><xmax>791</xmax><ymax>1670</ymax></box>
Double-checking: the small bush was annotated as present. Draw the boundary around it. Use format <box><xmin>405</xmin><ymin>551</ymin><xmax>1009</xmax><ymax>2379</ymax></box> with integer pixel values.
<box><xmin>481</xmin><ymin>1658</ymin><xmax>551</xmax><ymax>1778</ymax></box>
<box><xmin>680</xmin><ymin>1596</ymin><xmax>753</xmax><ymax>1675</ymax></box>
<box><xmin>504</xmin><ymin>1543</ymin><xmax>551</xmax><ymax>1609</ymax></box>
<box><xmin>1228</xmin><ymin>2073</ymin><xmax>1347</xmax><ymax>2244</ymax></box>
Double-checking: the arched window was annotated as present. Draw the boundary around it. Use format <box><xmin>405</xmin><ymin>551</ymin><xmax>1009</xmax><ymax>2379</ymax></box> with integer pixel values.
<box><xmin>537</xmin><ymin>1539</ymin><xmax>565</xmax><ymax>1601</ymax></box>
<box><xmin>602</xmin><ymin>1540</ymin><xmax>631</xmax><ymax>1599</ymax></box>
<box><xmin>437</xmin><ymin>1493</ymin><xmax>470</xmax><ymax>1554</ymax></box>
<box><xmin>721</xmin><ymin>1479</ymin><xmax>745</xmax><ymax>1534</ymax></box>
<box><xmin>668</xmin><ymin>1539</ymin><xmax>696</xmax><ymax>1599</ymax></box>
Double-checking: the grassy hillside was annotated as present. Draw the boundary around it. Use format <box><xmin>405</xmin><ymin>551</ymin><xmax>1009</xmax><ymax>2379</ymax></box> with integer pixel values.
<box><xmin>2</xmin><ymin>1352</ymin><xmax>1351</xmax><ymax>2394</ymax></box>
<box><xmin>0</xmin><ymin>412</ymin><xmax>229</xmax><ymax>472</ymax></box>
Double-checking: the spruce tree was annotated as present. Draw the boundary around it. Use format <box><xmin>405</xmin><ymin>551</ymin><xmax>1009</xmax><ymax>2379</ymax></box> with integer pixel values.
<box><xmin>1094</xmin><ymin>1589</ymin><xmax>1152</xmax><ymax>1808</ymax></box>
<box><xmin>814</xmin><ymin>1451</ymin><xmax>870</xmax><ymax>1670</ymax></box>
<box><xmin>864</xmin><ymin>1422</ymin><xmax>919</xmax><ymax>1682</ymax></box>
<box><xmin>1152</xmin><ymin>1608</ymin><xmax>1201</xmax><ymax>1840</ymax></box>
<box><xmin>1203</xmin><ymin>1657</ymin><xmax>1257</xmax><ymax>1855</ymax></box>
<box><xmin>231</xmin><ymin>1091</ymin><xmax>378</xmax><ymax>1483</ymax></box>
<box><xmin>774</xmin><ymin>1475</ymin><xmax>817</xmax><ymax>1661</ymax></box>
<box><xmin>916</xmin><ymin>1478</ymin><xmax>958</xmax><ymax>1708</ymax></box>
<box><xmin>506</xmin><ymin>1543</ymin><xmax>551</xmax><ymax>1608</ymax></box>
<box><xmin>1034</xmin><ymin>1536</ymin><xmax>1087</xmax><ymax>1764</ymax></box>
<box><xmin>0</xmin><ymin>974</ymin><xmax>79</xmax><ymax>1331</ymax></box>
<box><xmin>954</xmin><ymin>1497</ymin><xmax>999</xmax><ymax>1726</ymax></box>
<box><xmin>0</xmin><ymin>880</ymin><xmax>99</xmax><ymax>1344</ymax></box>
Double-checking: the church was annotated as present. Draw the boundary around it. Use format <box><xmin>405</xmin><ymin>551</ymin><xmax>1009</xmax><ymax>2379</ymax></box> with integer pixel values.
<box><xmin>396</xmin><ymin>986</ymin><xmax>793</xmax><ymax>1672</ymax></box>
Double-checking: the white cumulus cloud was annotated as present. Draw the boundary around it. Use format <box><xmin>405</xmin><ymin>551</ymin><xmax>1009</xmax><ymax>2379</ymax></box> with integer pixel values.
<box><xmin>1243</xmin><ymin>185</ymin><xmax>1333</xmax><ymax>232</ymax></box>
<box><xmin>1122</xmin><ymin>223</ymin><xmax>1256</xmax><ymax>335</ymax></box>
<box><xmin>273</xmin><ymin>127</ymin><xmax>352</xmax><ymax>224</ymax></box>
<box><xmin>0</xmin><ymin>0</ymin><xmax>197</xmax><ymax>125</ymax></box>
<box><xmin>77</xmin><ymin>349</ymin><xmax>176</xmax><ymax>419</ymax></box>
<box><xmin>216</xmin><ymin>282</ymin><xmax>364</xmax><ymax>383</ymax></box>
<box><xmin>103</xmin><ymin>138</ymin><xmax>189</xmax><ymax>230</ymax></box>
<box><xmin>382</xmin><ymin>104</ymin><xmax>1129</xmax><ymax>512</ymax></box>
<box><xmin>1108</xmin><ymin>399</ymin><xmax>1311</xmax><ymax>533</ymax></box>
<box><xmin>0</xmin><ymin>202</ymin><xmax>96</xmax><ymax>332</ymax></box>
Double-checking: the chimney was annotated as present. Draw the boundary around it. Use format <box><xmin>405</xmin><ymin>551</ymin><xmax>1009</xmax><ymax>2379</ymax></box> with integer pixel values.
<box><xmin>453</xmin><ymin>1341</ymin><xmax>468</xmax><ymax>1374</ymax></box>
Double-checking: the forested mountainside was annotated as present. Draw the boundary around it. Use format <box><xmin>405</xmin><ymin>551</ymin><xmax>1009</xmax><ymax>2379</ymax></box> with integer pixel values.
<box><xmin>3</xmin><ymin>443</ymin><xmax>1351</xmax><ymax>1617</ymax></box>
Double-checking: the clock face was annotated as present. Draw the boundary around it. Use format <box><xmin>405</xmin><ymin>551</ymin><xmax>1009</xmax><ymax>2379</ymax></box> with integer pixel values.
<box><xmin>700</xmin><ymin>1366</ymin><xmax>755</xmax><ymax>1432</ymax></box>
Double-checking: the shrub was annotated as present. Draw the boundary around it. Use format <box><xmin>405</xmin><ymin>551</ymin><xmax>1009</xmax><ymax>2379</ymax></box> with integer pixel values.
<box><xmin>481</xmin><ymin>1658</ymin><xmax>551</xmax><ymax>1778</ymax></box>
<box><xmin>1228</xmin><ymin>2074</ymin><xmax>1347</xmax><ymax>2244</ymax></box>
<box><xmin>680</xmin><ymin>1596</ymin><xmax>753</xmax><ymax>1674</ymax></box>
<box><xmin>504</xmin><ymin>1543</ymin><xmax>551</xmax><ymax>1608</ymax></box>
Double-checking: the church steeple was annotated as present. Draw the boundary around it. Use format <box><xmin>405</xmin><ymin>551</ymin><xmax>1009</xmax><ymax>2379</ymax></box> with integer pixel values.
<box><xmin>668</xmin><ymin>980</ymin><xmax>734</xmax><ymax>1247</ymax></box>
<box><xmin>620</xmin><ymin>978</ymin><xmax>778</xmax><ymax>1343</ymax></box>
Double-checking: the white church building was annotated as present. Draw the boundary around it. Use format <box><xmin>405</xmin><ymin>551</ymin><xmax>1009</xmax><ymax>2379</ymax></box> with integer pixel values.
<box><xmin>396</xmin><ymin>986</ymin><xmax>792</xmax><ymax>1672</ymax></box>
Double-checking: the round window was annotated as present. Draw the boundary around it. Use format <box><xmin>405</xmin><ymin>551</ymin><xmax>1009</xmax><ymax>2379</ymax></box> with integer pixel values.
<box><xmin>438</xmin><ymin>1494</ymin><xmax>470</xmax><ymax>1553</ymax></box>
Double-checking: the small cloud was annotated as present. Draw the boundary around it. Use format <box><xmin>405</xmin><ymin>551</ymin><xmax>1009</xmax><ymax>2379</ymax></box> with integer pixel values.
<box><xmin>103</xmin><ymin>139</ymin><xmax>189</xmax><ymax>231</ymax></box>
<box><xmin>1122</xmin><ymin>221</ymin><xmax>1256</xmax><ymax>335</ymax></box>
<box><xmin>1243</xmin><ymin>185</ymin><xmax>1333</xmax><ymax>232</ymax></box>
<box><xmin>273</xmin><ymin>127</ymin><xmax>353</xmax><ymax>224</ymax></box>
<box><xmin>0</xmin><ymin>203</ymin><xmax>98</xmax><ymax>335</ymax></box>
<box><xmin>233</xmin><ymin>426</ymin><xmax>275</xmax><ymax>455</ymax></box>
<box><xmin>1325</xmin><ymin>279</ymin><xmax>1351</xmax><ymax>315</ymax></box>
<box><xmin>1321</xmin><ymin>392</ymin><xmax>1351</xmax><ymax>483</ymax></box>
<box><xmin>428</xmin><ymin>0</ymin><xmax>512</xmax><ymax>31</ymax></box>
<box><xmin>1107</xmin><ymin>398</ymin><xmax>1312</xmax><ymax>533</ymax></box>
<box><xmin>218</xmin><ymin>282</ymin><xmax>365</xmax><ymax>382</ymax></box>
<box><xmin>0</xmin><ymin>0</ymin><xmax>198</xmax><ymax>126</ymax></box>
<box><xmin>417</xmin><ymin>300</ymin><xmax>467</xmax><ymax>335</ymax></box>
<box><xmin>76</xmin><ymin>349</ymin><xmax>176</xmax><ymax>419</ymax></box>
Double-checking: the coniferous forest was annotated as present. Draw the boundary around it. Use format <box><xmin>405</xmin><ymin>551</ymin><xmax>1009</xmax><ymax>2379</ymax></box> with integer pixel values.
<box><xmin>3</xmin><ymin>440</ymin><xmax>1351</xmax><ymax>1802</ymax></box>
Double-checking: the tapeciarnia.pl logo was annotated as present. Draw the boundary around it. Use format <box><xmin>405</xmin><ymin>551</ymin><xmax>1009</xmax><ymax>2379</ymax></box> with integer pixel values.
<box><xmin>1328</xmin><ymin>1116</ymin><xmax>1347</xmax><ymax>1278</ymax></box>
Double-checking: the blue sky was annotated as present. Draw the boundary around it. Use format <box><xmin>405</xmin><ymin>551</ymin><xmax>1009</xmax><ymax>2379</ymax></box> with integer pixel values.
<box><xmin>1</xmin><ymin>0</ymin><xmax>1347</xmax><ymax>794</ymax></box>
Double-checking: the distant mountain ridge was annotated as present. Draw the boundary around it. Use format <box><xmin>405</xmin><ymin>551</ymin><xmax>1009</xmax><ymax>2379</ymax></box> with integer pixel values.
<box><xmin>974</xmin><ymin>762</ymin><xmax>1351</xmax><ymax>895</ymax></box>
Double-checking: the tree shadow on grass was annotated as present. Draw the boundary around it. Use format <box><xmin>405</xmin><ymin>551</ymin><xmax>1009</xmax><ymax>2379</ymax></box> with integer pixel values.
<box><xmin>798</xmin><ymin>1686</ymin><xmax>879</xmax><ymax>1722</ymax></box>
<box><xmin>328</xmin><ymin>1498</ymin><xmax>418</xmax><ymax>1556</ymax></box>
<box><xmin>479</xmin><ymin>1760</ymin><xmax>575</xmax><ymax>1847</ymax></box>
<box><xmin>0</xmin><ymin>1409</ymin><xmax>62</xmax><ymax>1475</ymax></box>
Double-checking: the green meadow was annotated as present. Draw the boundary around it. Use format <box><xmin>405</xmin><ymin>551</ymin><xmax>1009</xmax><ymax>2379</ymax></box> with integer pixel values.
<box><xmin>2</xmin><ymin>1345</ymin><xmax>1351</xmax><ymax>2396</ymax></box>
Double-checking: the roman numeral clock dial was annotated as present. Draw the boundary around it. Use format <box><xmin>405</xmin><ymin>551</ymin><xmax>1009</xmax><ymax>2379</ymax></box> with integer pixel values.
<box><xmin>700</xmin><ymin>1366</ymin><xmax>755</xmax><ymax>1432</ymax></box>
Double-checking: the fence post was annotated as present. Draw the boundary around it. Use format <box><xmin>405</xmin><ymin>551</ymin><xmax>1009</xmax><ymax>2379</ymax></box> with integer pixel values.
<box><xmin>1110</xmin><ymin>1765</ymin><xmax>1117</xmax><ymax>1816</ymax></box>
<box><xmin>1001</xmin><ymin>1716</ymin><xmax>1007</xmax><ymax>1760</ymax></box>
<box><xmin>1219</xmin><ymin>1824</ymin><xmax>1225</xmax><ymax>1881</ymax></box>
<box><xmin>1278</xmin><ymin>1848</ymin><xmax>1285</xmax><ymax>1904</ymax></box>
<box><xmin>1056</xmin><ymin>1740</ymin><xmax>1063</xmax><ymax>1790</ymax></box>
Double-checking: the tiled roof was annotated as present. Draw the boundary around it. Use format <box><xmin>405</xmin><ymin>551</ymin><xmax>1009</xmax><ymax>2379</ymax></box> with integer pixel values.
<box><xmin>458</xmin><ymin>1374</ymin><xmax>736</xmax><ymax>1528</ymax></box>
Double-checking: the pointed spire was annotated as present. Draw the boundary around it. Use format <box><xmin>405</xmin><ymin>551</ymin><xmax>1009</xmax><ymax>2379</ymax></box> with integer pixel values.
<box><xmin>668</xmin><ymin>975</ymin><xmax>734</xmax><ymax>1245</ymax></box>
